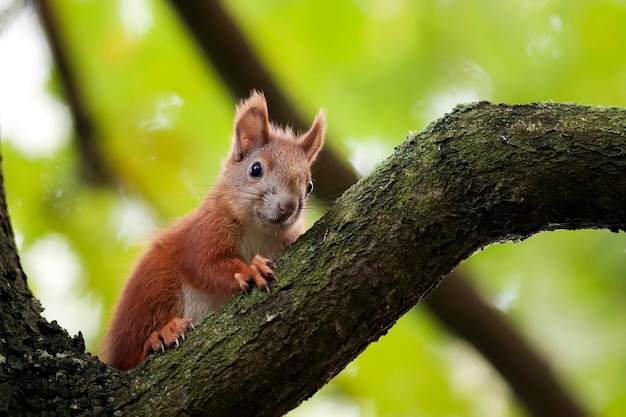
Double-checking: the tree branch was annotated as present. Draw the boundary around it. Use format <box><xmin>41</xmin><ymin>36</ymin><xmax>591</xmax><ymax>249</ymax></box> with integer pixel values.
<box><xmin>37</xmin><ymin>0</ymin><xmax>115</xmax><ymax>185</ymax></box>
<box><xmin>167</xmin><ymin>0</ymin><xmax>356</xmax><ymax>201</ymax></box>
<box><xmin>6</xmin><ymin>102</ymin><xmax>621</xmax><ymax>414</ymax></box>
<box><xmin>105</xmin><ymin>102</ymin><xmax>624</xmax><ymax>416</ymax></box>
<box><xmin>427</xmin><ymin>270</ymin><xmax>587</xmax><ymax>417</ymax></box>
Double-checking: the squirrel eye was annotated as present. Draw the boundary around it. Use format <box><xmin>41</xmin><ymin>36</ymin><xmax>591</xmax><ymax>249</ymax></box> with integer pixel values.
<box><xmin>249</xmin><ymin>161</ymin><xmax>263</xmax><ymax>178</ymax></box>
<box><xmin>306</xmin><ymin>180</ymin><xmax>314</xmax><ymax>194</ymax></box>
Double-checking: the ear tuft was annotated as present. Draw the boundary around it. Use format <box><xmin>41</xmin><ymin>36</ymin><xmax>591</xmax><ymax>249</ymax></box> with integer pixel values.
<box><xmin>299</xmin><ymin>109</ymin><xmax>326</xmax><ymax>163</ymax></box>
<box><xmin>232</xmin><ymin>90</ymin><xmax>271</xmax><ymax>162</ymax></box>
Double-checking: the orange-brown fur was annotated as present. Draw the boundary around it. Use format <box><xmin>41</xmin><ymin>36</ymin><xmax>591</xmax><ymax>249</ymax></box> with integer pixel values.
<box><xmin>104</xmin><ymin>91</ymin><xmax>325</xmax><ymax>370</ymax></box>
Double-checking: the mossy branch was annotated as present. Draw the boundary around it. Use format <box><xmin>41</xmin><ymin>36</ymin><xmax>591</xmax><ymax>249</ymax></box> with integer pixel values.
<box><xmin>115</xmin><ymin>102</ymin><xmax>626</xmax><ymax>416</ymax></box>
<box><xmin>2</xmin><ymin>102</ymin><xmax>625</xmax><ymax>416</ymax></box>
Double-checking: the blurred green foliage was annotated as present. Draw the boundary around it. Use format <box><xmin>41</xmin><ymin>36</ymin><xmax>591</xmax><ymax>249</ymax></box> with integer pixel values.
<box><xmin>2</xmin><ymin>0</ymin><xmax>626</xmax><ymax>416</ymax></box>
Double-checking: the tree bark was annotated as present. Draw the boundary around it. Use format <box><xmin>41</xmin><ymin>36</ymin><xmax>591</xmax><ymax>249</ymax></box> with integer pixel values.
<box><xmin>1</xmin><ymin>102</ymin><xmax>624</xmax><ymax>416</ymax></box>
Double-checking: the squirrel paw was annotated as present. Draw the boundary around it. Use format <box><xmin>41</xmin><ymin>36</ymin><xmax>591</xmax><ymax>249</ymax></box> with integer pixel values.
<box><xmin>234</xmin><ymin>254</ymin><xmax>276</xmax><ymax>293</ymax></box>
<box><xmin>143</xmin><ymin>317</ymin><xmax>195</xmax><ymax>358</ymax></box>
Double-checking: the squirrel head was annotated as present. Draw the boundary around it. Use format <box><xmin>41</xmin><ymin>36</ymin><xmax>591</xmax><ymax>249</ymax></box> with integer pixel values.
<box><xmin>221</xmin><ymin>90</ymin><xmax>325</xmax><ymax>229</ymax></box>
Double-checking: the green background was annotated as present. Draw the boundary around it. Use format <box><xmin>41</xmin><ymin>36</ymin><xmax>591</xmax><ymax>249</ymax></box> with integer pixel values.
<box><xmin>2</xmin><ymin>1</ymin><xmax>625</xmax><ymax>416</ymax></box>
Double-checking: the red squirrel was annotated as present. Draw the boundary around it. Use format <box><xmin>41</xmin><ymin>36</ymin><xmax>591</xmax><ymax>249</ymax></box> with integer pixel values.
<box><xmin>104</xmin><ymin>91</ymin><xmax>325</xmax><ymax>370</ymax></box>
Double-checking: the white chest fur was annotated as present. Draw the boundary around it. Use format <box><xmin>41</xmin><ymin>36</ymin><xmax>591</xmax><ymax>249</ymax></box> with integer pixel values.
<box><xmin>238</xmin><ymin>226</ymin><xmax>286</xmax><ymax>264</ymax></box>
<box><xmin>182</xmin><ymin>285</ymin><xmax>230</xmax><ymax>324</ymax></box>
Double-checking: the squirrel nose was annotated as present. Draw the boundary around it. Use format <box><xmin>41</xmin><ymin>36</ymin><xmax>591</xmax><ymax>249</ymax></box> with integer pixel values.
<box><xmin>277</xmin><ymin>197</ymin><xmax>297</xmax><ymax>217</ymax></box>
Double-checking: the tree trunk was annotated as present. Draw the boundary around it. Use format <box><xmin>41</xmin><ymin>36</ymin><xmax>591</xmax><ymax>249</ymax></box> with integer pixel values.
<box><xmin>1</xmin><ymin>102</ymin><xmax>625</xmax><ymax>416</ymax></box>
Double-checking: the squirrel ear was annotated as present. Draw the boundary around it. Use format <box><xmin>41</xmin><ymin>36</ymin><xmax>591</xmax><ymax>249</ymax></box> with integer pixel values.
<box><xmin>299</xmin><ymin>110</ymin><xmax>326</xmax><ymax>163</ymax></box>
<box><xmin>233</xmin><ymin>91</ymin><xmax>271</xmax><ymax>162</ymax></box>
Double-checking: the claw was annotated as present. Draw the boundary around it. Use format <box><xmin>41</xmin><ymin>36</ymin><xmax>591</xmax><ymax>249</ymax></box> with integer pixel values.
<box><xmin>142</xmin><ymin>317</ymin><xmax>194</xmax><ymax>361</ymax></box>
<box><xmin>236</xmin><ymin>254</ymin><xmax>277</xmax><ymax>293</ymax></box>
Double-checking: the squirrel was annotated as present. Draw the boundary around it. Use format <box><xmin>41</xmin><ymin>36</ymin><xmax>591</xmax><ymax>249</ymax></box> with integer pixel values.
<box><xmin>104</xmin><ymin>91</ymin><xmax>325</xmax><ymax>370</ymax></box>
